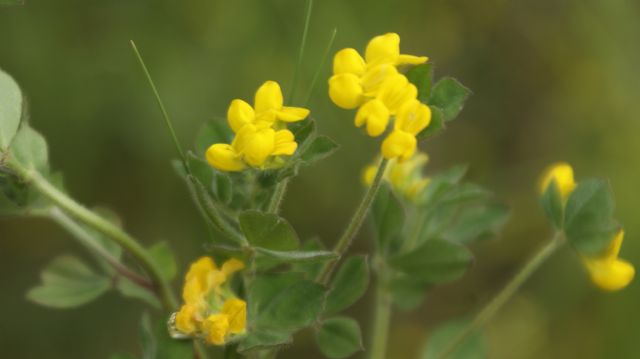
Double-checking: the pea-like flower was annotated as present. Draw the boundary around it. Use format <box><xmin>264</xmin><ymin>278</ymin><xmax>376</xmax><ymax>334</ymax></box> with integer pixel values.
<box><xmin>172</xmin><ymin>256</ymin><xmax>247</xmax><ymax>345</ymax></box>
<box><xmin>206</xmin><ymin>81</ymin><xmax>308</xmax><ymax>172</ymax></box>
<box><xmin>583</xmin><ymin>230</ymin><xmax>635</xmax><ymax>291</ymax></box>
<box><xmin>539</xmin><ymin>162</ymin><xmax>576</xmax><ymax>203</ymax></box>
<box><xmin>328</xmin><ymin>33</ymin><xmax>431</xmax><ymax>162</ymax></box>
<box><xmin>363</xmin><ymin>152</ymin><xmax>431</xmax><ymax>201</ymax></box>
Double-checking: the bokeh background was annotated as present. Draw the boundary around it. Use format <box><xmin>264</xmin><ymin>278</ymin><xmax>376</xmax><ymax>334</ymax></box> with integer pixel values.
<box><xmin>1</xmin><ymin>0</ymin><xmax>639</xmax><ymax>358</ymax></box>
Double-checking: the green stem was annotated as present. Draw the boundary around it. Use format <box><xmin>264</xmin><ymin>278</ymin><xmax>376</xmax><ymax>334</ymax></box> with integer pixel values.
<box><xmin>316</xmin><ymin>159</ymin><xmax>389</xmax><ymax>285</ymax></box>
<box><xmin>303</xmin><ymin>28</ymin><xmax>337</xmax><ymax>106</ymax></box>
<box><xmin>435</xmin><ymin>232</ymin><xmax>565</xmax><ymax>359</ymax></box>
<box><xmin>266</xmin><ymin>178</ymin><xmax>289</xmax><ymax>213</ymax></box>
<box><xmin>369</xmin><ymin>259</ymin><xmax>392</xmax><ymax>359</ymax></box>
<box><xmin>130</xmin><ymin>40</ymin><xmax>187</xmax><ymax>166</ymax></box>
<box><xmin>287</xmin><ymin>0</ymin><xmax>314</xmax><ymax>103</ymax></box>
<box><xmin>16</xmin><ymin>167</ymin><xmax>178</xmax><ymax>311</ymax></box>
<box><xmin>48</xmin><ymin>207</ymin><xmax>154</xmax><ymax>291</ymax></box>
<box><xmin>194</xmin><ymin>341</ymin><xmax>209</xmax><ymax>359</ymax></box>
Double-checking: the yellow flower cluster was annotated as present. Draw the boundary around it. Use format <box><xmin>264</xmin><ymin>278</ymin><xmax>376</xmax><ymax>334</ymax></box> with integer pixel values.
<box><xmin>363</xmin><ymin>152</ymin><xmax>431</xmax><ymax>201</ymax></box>
<box><xmin>328</xmin><ymin>33</ymin><xmax>432</xmax><ymax>161</ymax></box>
<box><xmin>540</xmin><ymin>162</ymin><xmax>634</xmax><ymax>291</ymax></box>
<box><xmin>206</xmin><ymin>81</ymin><xmax>310</xmax><ymax>172</ymax></box>
<box><xmin>173</xmin><ymin>257</ymin><xmax>247</xmax><ymax>345</ymax></box>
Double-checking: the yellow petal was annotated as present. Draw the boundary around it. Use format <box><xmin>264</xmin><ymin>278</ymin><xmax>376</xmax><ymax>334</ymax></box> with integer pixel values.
<box><xmin>182</xmin><ymin>277</ymin><xmax>206</xmax><ymax>305</ymax></box>
<box><xmin>365</xmin><ymin>33</ymin><xmax>400</xmax><ymax>65</ymax></box>
<box><xmin>236</xmin><ymin>126</ymin><xmax>276</xmax><ymax>167</ymax></box>
<box><xmin>227</xmin><ymin>99</ymin><xmax>255</xmax><ymax>133</ymax></box>
<box><xmin>355</xmin><ymin>99</ymin><xmax>390</xmax><ymax>137</ymax></box>
<box><xmin>272</xmin><ymin>129</ymin><xmax>298</xmax><ymax>156</ymax></box>
<box><xmin>333</xmin><ymin>48</ymin><xmax>366</xmax><ymax>75</ymax></box>
<box><xmin>539</xmin><ymin>162</ymin><xmax>576</xmax><ymax>201</ymax></box>
<box><xmin>381</xmin><ymin>130</ymin><xmax>417</xmax><ymax>161</ymax></box>
<box><xmin>377</xmin><ymin>74</ymin><xmax>417</xmax><ymax>114</ymax></box>
<box><xmin>206</xmin><ymin>144</ymin><xmax>246</xmax><ymax>172</ymax></box>
<box><xmin>362</xmin><ymin>164</ymin><xmax>379</xmax><ymax>186</ymax></box>
<box><xmin>277</xmin><ymin>106</ymin><xmax>310</xmax><ymax>122</ymax></box>
<box><xmin>222</xmin><ymin>298</ymin><xmax>247</xmax><ymax>334</ymax></box>
<box><xmin>204</xmin><ymin>314</ymin><xmax>229</xmax><ymax>345</ymax></box>
<box><xmin>603</xmin><ymin>230</ymin><xmax>625</xmax><ymax>260</ymax></box>
<box><xmin>175</xmin><ymin>304</ymin><xmax>200</xmax><ymax>334</ymax></box>
<box><xmin>395</xmin><ymin>99</ymin><xmax>431</xmax><ymax>135</ymax></box>
<box><xmin>255</xmin><ymin>80</ymin><xmax>283</xmax><ymax>112</ymax></box>
<box><xmin>585</xmin><ymin>258</ymin><xmax>635</xmax><ymax>291</ymax></box>
<box><xmin>186</xmin><ymin>257</ymin><xmax>216</xmax><ymax>284</ymax></box>
<box><xmin>221</xmin><ymin>258</ymin><xmax>245</xmax><ymax>277</ymax></box>
<box><xmin>328</xmin><ymin>74</ymin><xmax>364</xmax><ymax>109</ymax></box>
<box><xmin>360</xmin><ymin>64</ymin><xmax>398</xmax><ymax>95</ymax></box>
<box><xmin>397</xmin><ymin>54</ymin><xmax>428</xmax><ymax>66</ymax></box>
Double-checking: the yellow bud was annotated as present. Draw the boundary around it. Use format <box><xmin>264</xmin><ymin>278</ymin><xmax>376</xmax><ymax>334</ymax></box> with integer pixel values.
<box><xmin>254</xmin><ymin>80</ymin><xmax>284</xmax><ymax>113</ymax></box>
<box><xmin>222</xmin><ymin>298</ymin><xmax>247</xmax><ymax>334</ymax></box>
<box><xmin>539</xmin><ymin>162</ymin><xmax>576</xmax><ymax>202</ymax></box>
<box><xmin>395</xmin><ymin>99</ymin><xmax>431</xmax><ymax>135</ymax></box>
<box><xmin>175</xmin><ymin>304</ymin><xmax>200</xmax><ymax>334</ymax></box>
<box><xmin>355</xmin><ymin>99</ymin><xmax>390</xmax><ymax>137</ymax></box>
<box><xmin>583</xmin><ymin>230</ymin><xmax>635</xmax><ymax>291</ymax></box>
<box><xmin>206</xmin><ymin>144</ymin><xmax>245</xmax><ymax>172</ymax></box>
<box><xmin>381</xmin><ymin>130</ymin><xmax>417</xmax><ymax>161</ymax></box>
<box><xmin>328</xmin><ymin>73</ymin><xmax>364</xmax><ymax>109</ymax></box>
<box><xmin>333</xmin><ymin>48</ymin><xmax>366</xmax><ymax>76</ymax></box>
<box><xmin>203</xmin><ymin>314</ymin><xmax>229</xmax><ymax>345</ymax></box>
<box><xmin>227</xmin><ymin>99</ymin><xmax>255</xmax><ymax>133</ymax></box>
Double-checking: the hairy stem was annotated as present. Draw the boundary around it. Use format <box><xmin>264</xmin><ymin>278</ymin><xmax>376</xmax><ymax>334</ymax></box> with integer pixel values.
<box><xmin>266</xmin><ymin>178</ymin><xmax>289</xmax><ymax>213</ymax></box>
<box><xmin>435</xmin><ymin>232</ymin><xmax>565</xmax><ymax>359</ymax></box>
<box><xmin>316</xmin><ymin>158</ymin><xmax>389</xmax><ymax>285</ymax></box>
<box><xmin>369</xmin><ymin>259</ymin><xmax>392</xmax><ymax>359</ymax></box>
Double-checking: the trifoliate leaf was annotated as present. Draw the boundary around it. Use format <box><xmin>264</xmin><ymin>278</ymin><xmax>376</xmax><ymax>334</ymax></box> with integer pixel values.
<box><xmin>429</xmin><ymin>78</ymin><xmax>471</xmax><ymax>122</ymax></box>
<box><xmin>239</xmin><ymin>210</ymin><xmax>299</xmax><ymax>250</ymax></box>
<box><xmin>315</xmin><ymin>317</ymin><xmax>363</xmax><ymax>359</ymax></box>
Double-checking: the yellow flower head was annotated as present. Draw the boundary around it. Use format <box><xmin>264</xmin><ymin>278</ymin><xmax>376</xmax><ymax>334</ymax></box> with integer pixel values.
<box><xmin>539</xmin><ymin>162</ymin><xmax>576</xmax><ymax>202</ymax></box>
<box><xmin>172</xmin><ymin>257</ymin><xmax>247</xmax><ymax>345</ymax></box>
<box><xmin>363</xmin><ymin>152</ymin><xmax>430</xmax><ymax>201</ymax></box>
<box><xmin>381</xmin><ymin>130</ymin><xmax>417</xmax><ymax>161</ymax></box>
<box><xmin>583</xmin><ymin>230</ymin><xmax>635</xmax><ymax>291</ymax></box>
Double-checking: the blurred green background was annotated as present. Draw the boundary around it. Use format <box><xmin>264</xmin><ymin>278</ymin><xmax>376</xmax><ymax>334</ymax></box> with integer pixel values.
<box><xmin>1</xmin><ymin>0</ymin><xmax>639</xmax><ymax>358</ymax></box>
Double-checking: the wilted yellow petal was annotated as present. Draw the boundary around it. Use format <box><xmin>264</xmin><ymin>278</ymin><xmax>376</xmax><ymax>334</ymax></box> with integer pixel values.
<box><xmin>381</xmin><ymin>130</ymin><xmax>417</xmax><ymax>161</ymax></box>
<box><xmin>355</xmin><ymin>99</ymin><xmax>390</xmax><ymax>137</ymax></box>
<box><xmin>204</xmin><ymin>314</ymin><xmax>229</xmax><ymax>345</ymax></box>
<box><xmin>254</xmin><ymin>80</ymin><xmax>284</xmax><ymax>113</ymax></box>
<box><xmin>222</xmin><ymin>298</ymin><xmax>247</xmax><ymax>334</ymax></box>
<box><xmin>539</xmin><ymin>162</ymin><xmax>576</xmax><ymax>202</ymax></box>
<box><xmin>206</xmin><ymin>144</ymin><xmax>245</xmax><ymax>172</ymax></box>
<box><xmin>365</xmin><ymin>33</ymin><xmax>400</xmax><ymax>65</ymax></box>
<box><xmin>395</xmin><ymin>99</ymin><xmax>431</xmax><ymax>135</ymax></box>
<box><xmin>227</xmin><ymin>99</ymin><xmax>255</xmax><ymax>133</ymax></box>
<box><xmin>328</xmin><ymin>73</ymin><xmax>364</xmax><ymax>109</ymax></box>
<box><xmin>333</xmin><ymin>48</ymin><xmax>366</xmax><ymax>76</ymax></box>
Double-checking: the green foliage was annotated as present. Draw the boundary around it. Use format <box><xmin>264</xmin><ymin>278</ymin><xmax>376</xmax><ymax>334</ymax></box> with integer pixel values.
<box><xmin>315</xmin><ymin>317</ymin><xmax>363</xmax><ymax>359</ymax></box>
<box><xmin>195</xmin><ymin>118</ymin><xmax>232</xmax><ymax>156</ymax></box>
<box><xmin>9</xmin><ymin>125</ymin><xmax>50</xmax><ymax>173</ymax></box>
<box><xmin>26</xmin><ymin>255</ymin><xmax>110</xmax><ymax>308</ymax></box>
<box><xmin>237</xmin><ymin>330</ymin><xmax>293</xmax><ymax>353</ymax></box>
<box><xmin>115</xmin><ymin>278</ymin><xmax>161</xmax><ymax>309</ymax></box>
<box><xmin>239</xmin><ymin>210</ymin><xmax>299</xmax><ymax>250</ymax></box>
<box><xmin>390</xmin><ymin>276</ymin><xmax>430</xmax><ymax>311</ymax></box>
<box><xmin>371</xmin><ymin>184</ymin><xmax>405</xmax><ymax>254</ymax></box>
<box><xmin>253</xmin><ymin>247</ymin><xmax>336</xmax><ymax>263</ymax></box>
<box><xmin>406</xmin><ymin>63</ymin><xmax>434</xmax><ymax>103</ymax></box>
<box><xmin>564</xmin><ymin>179</ymin><xmax>619</xmax><ymax>254</ymax></box>
<box><xmin>422</xmin><ymin>319</ymin><xmax>486</xmax><ymax>359</ymax></box>
<box><xmin>429</xmin><ymin>78</ymin><xmax>471</xmax><ymax>122</ymax></box>
<box><xmin>441</xmin><ymin>202</ymin><xmax>510</xmax><ymax>244</ymax></box>
<box><xmin>0</xmin><ymin>68</ymin><xmax>22</xmax><ymax>151</ymax></box>
<box><xmin>540</xmin><ymin>179</ymin><xmax>564</xmax><ymax>229</ymax></box>
<box><xmin>325</xmin><ymin>255</ymin><xmax>369</xmax><ymax>315</ymax></box>
<box><xmin>147</xmin><ymin>241</ymin><xmax>178</xmax><ymax>282</ymax></box>
<box><xmin>389</xmin><ymin>239</ymin><xmax>473</xmax><ymax>285</ymax></box>
<box><xmin>299</xmin><ymin>135</ymin><xmax>340</xmax><ymax>165</ymax></box>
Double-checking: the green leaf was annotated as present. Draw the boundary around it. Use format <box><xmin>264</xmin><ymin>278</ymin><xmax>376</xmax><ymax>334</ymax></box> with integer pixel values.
<box><xmin>116</xmin><ymin>277</ymin><xmax>161</xmax><ymax>309</ymax></box>
<box><xmin>185</xmin><ymin>151</ymin><xmax>214</xmax><ymax>193</ymax></box>
<box><xmin>239</xmin><ymin>210</ymin><xmax>299</xmax><ymax>250</ymax></box>
<box><xmin>540</xmin><ymin>179</ymin><xmax>564</xmax><ymax>229</ymax></box>
<box><xmin>371</xmin><ymin>185</ymin><xmax>405</xmax><ymax>254</ymax></box>
<box><xmin>213</xmin><ymin>172</ymin><xmax>233</xmax><ymax>205</ymax></box>
<box><xmin>0</xmin><ymin>68</ymin><xmax>22</xmax><ymax>151</ymax></box>
<box><xmin>254</xmin><ymin>247</ymin><xmax>336</xmax><ymax>263</ymax></box>
<box><xmin>564</xmin><ymin>179</ymin><xmax>619</xmax><ymax>254</ymax></box>
<box><xmin>325</xmin><ymin>256</ymin><xmax>369</xmax><ymax>315</ymax></box>
<box><xmin>429</xmin><ymin>78</ymin><xmax>471</xmax><ymax>122</ymax></box>
<box><xmin>406</xmin><ymin>63</ymin><xmax>434</xmax><ymax>102</ymax></box>
<box><xmin>237</xmin><ymin>330</ymin><xmax>293</xmax><ymax>353</ymax></box>
<box><xmin>259</xmin><ymin>281</ymin><xmax>326</xmax><ymax>330</ymax></box>
<box><xmin>291</xmin><ymin>238</ymin><xmax>328</xmax><ymax>279</ymax></box>
<box><xmin>195</xmin><ymin>118</ymin><xmax>232</xmax><ymax>156</ymax></box>
<box><xmin>9</xmin><ymin>125</ymin><xmax>49</xmax><ymax>173</ymax></box>
<box><xmin>315</xmin><ymin>317</ymin><xmax>363</xmax><ymax>359</ymax></box>
<box><xmin>417</xmin><ymin>106</ymin><xmax>445</xmax><ymax>141</ymax></box>
<box><xmin>422</xmin><ymin>319</ymin><xmax>486</xmax><ymax>359</ymax></box>
<box><xmin>290</xmin><ymin>118</ymin><xmax>316</xmax><ymax>147</ymax></box>
<box><xmin>390</xmin><ymin>275</ymin><xmax>430</xmax><ymax>311</ymax></box>
<box><xmin>300</xmin><ymin>135</ymin><xmax>340</xmax><ymax>164</ymax></box>
<box><xmin>147</xmin><ymin>241</ymin><xmax>177</xmax><ymax>281</ymax></box>
<box><xmin>26</xmin><ymin>255</ymin><xmax>110</xmax><ymax>308</ymax></box>
<box><xmin>389</xmin><ymin>239</ymin><xmax>473</xmax><ymax>285</ymax></box>
<box><xmin>442</xmin><ymin>203</ymin><xmax>510</xmax><ymax>244</ymax></box>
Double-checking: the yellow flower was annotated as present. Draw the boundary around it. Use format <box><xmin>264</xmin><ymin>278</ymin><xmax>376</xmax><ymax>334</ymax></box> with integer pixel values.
<box><xmin>227</xmin><ymin>81</ymin><xmax>309</xmax><ymax>132</ymax></box>
<box><xmin>203</xmin><ymin>313</ymin><xmax>230</xmax><ymax>345</ymax></box>
<box><xmin>539</xmin><ymin>162</ymin><xmax>576</xmax><ymax>202</ymax></box>
<box><xmin>175</xmin><ymin>304</ymin><xmax>200</xmax><ymax>334</ymax></box>
<box><xmin>355</xmin><ymin>99</ymin><xmax>390</xmax><ymax>137</ymax></box>
<box><xmin>381</xmin><ymin>130</ymin><xmax>417</xmax><ymax>161</ymax></box>
<box><xmin>363</xmin><ymin>153</ymin><xmax>431</xmax><ymax>200</ymax></box>
<box><xmin>395</xmin><ymin>99</ymin><xmax>431</xmax><ymax>135</ymax></box>
<box><xmin>222</xmin><ymin>298</ymin><xmax>247</xmax><ymax>334</ymax></box>
<box><xmin>365</xmin><ymin>33</ymin><xmax>428</xmax><ymax>66</ymax></box>
<box><xmin>583</xmin><ymin>230</ymin><xmax>635</xmax><ymax>291</ymax></box>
